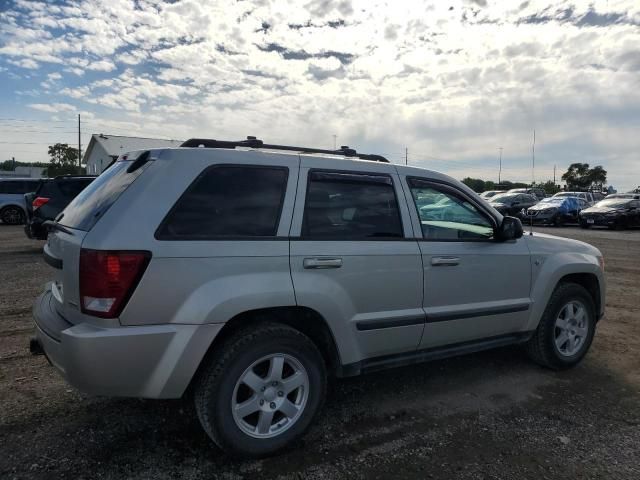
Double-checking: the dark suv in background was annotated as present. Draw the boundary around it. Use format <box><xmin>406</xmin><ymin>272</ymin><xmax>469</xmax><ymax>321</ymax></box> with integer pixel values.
<box><xmin>24</xmin><ymin>175</ymin><xmax>95</xmax><ymax>239</ymax></box>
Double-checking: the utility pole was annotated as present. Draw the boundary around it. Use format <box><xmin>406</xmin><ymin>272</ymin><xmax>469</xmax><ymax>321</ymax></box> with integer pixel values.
<box><xmin>332</xmin><ymin>134</ymin><xmax>337</xmax><ymax>150</ymax></box>
<box><xmin>78</xmin><ymin>114</ymin><xmax>82</xmax><ymax>169</ymax></box>
<box><xmin>12</xmin><ymin>156</ymin><xmax>15</xmax><ymax>171</ymax></box>
<box><xmin>553</xmin><ymin>164</ymin><xmax>556</xmax><ymax>185</ymax></box>
<box><xmin>405</xmin><ymin>147</ymin><xmax>408</xmax><ymax>166</ymax></box>
<box><xmin>531</xmin><ymin>129</ymin><xmax>536</xmax><ymax>185</ymax></box>
<box><xmin>498</xmin><ymin>147</ymin><xmax>503</xmax><ymax>184</ymax></box>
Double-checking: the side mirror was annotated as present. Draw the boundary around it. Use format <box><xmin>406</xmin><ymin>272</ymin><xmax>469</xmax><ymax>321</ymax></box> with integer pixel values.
<box><xmin>497</xmin><ymin>216</ymin><xmax>523</xmax><ymax>241</ymax></box>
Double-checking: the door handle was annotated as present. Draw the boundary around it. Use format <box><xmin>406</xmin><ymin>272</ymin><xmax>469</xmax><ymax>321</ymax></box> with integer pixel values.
<box><xmin>303</xmin><ymin>257</ymin><xmax>343</xmax><ymax>269</ymax></box>
<box><xmin>431</xmin><ymin>256</ymin><xmax>460</xmax><ymax>266</ymax></box>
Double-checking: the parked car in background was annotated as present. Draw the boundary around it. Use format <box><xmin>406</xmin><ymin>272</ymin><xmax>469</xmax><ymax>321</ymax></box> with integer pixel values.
<box><xmin>489</xmin><ymin>192</ymin><xmax>538</xmax><ymax>217</ymax></box>
<box><xmin>32</xmin><ymin>139</ymin><xmax>605</xmax><ymax>457</ymax></box>
<box><xmin>526</xmin><ymin>196</ymin><xmax>582</xmax><ymax>226</ymax></box>
<box><xmin>24</xmin><ymin>175</ymin><xmax>95</xmax><ymax>240</ymax></box>
<box><xmin>591</xmin><ymin>192</ymin><xmax>606</xmax><ymax>202</ymax></box>
<box><xmin>508</xmin><ymin>188</ymin><xmax>546</xmax><ymax>200</ymax></box>
<box><xmin>480</xmin><ymin>190</ymin><xmax>506</xmax><ymax>200</ymax></box>
<box><xmin>580</xmin><ymin>196</ymin><xmax>640</xmax><ymax>229</ymax></box>
<box><xmin>553</xmin><ymin>191</ymin><xmax>595</xmax><ymax>206</ymax></box>
<box><xmin>0</xmin><ymin>178</ymin><xmax>42</xmax><ymax>225</ymax></box>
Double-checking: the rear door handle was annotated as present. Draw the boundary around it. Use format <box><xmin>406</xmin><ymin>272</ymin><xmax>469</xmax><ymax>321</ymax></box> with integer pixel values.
<box><xmin>431</xmin><ymin>256</ymin><xmax>460</xmax><ymax>267</ymax></box>
<box><xmin>303</xmin><ymin>257</ymin><xmax>343</xmax><ymax>269</ymax></box>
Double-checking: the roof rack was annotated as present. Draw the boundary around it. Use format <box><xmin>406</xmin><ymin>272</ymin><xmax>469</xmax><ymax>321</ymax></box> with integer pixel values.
<box><xmin>180</xmin><ymin>136</ymin><xmax>389</xmax><ymax>163</ymax></box>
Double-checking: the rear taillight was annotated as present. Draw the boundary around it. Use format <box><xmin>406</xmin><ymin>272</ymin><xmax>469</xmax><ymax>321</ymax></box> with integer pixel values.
<box><xmin>79</xmin><ymin>249</ymin><xmax>151</xmax><ymax>318</ymax></box>
<box><xmin>33</xmin><ymin>197</ymin><xmax>50</xmax><ymax>210</ymax></box>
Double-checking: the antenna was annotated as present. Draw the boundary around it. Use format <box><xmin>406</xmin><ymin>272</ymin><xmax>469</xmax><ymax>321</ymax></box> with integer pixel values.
<box><xmin>531</xmin><ymin>129</ymin><xmax>536</xmax><ymax>185</ymax></box>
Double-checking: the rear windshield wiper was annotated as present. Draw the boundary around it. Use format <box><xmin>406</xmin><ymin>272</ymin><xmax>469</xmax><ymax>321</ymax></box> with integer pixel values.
<box><xmin>43</xmin><ymin>220</ymin><xmax>74</xmax><ymax>235</ymax></box>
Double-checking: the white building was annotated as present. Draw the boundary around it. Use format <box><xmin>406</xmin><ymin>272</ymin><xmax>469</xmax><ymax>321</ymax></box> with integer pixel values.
<box><xmin>83</xmin><ymin>134</ymin><xmax>183</xmax><ymax>174</ymax></box>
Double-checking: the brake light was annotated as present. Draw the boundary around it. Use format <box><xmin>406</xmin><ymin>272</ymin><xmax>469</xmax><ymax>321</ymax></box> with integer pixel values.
<box><xmin>79</xmin><ymin>249</ymin><xmax>151</xmax><ymax>318</ymax></box>
<box><xmin>33</xmin><ymin>197</ymin><xmax>50</xmax><ymax>210</ymax></box>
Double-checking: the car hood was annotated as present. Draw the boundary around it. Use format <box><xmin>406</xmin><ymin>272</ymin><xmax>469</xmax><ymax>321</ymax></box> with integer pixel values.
<box><xmin>582</xmin><ymin>206</ymin><xmax>621</xmax><ymax>214</ymax></box>
<box><xmin>528</xmin><ymin>203</ymin><xmax>558</xmax><ymax>211</ymax></box>
<box><xmin>524</xmin><ymin>232</ymin><xmax>601</xmax><ymax>258</ymax></box>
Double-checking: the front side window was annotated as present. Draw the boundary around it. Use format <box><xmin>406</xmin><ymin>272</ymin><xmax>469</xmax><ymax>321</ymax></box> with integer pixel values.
<box><xmin>302</xmin><ymin>171</ymin><xmax>403</xmax><ymax>239</ymax></box>
<box><xmin>157</xmin><ymin>165</ymin><xmax>288</xmax><ymax>239</ymax></box>
<box><xmin>409</xmin><ymin>179</ymin><xmax>494</xmax><ymax>240</ymax></box>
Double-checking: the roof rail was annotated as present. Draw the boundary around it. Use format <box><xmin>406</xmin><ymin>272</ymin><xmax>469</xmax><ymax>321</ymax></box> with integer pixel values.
<box><xmin>179</xmin><ymin>136</ymin><xmax>389</xmax><ymax>163</ymax></box>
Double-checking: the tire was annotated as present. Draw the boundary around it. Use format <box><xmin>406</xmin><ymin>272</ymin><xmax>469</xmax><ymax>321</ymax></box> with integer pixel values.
<box><xmin>194</xmin><ymin>322</ymin><xmax>327</xmax><ymax>457</ymax></box>
<box><xmin>1</xmin><ymin>206</ymin><xmax>25</xmax><ymax>225</ymax></box>
<box><xmin>553</xmin><ymin>215</ymin><xmax>564</xmax><ymax>227</ymax></box>
<box><xmin>525</xmin><ymin>283</ymin><xmax>596</xmax><ymax>370</ymax></box>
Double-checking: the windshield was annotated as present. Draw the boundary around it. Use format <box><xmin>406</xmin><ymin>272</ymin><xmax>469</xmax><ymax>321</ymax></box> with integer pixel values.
<box><xmin>555</xmin><ymin>192</ymin><xmax>579</xmax><ymax>197</ymax></box>
<box><xmin>490</xmin><ymin>194</ymin><xmax>517</xmax><ymax>203</ymax></box>
<box><xmin>538</xmin><ymin>197</ymin><xmax>565</xmax><ymax>205</ymax></box>
<box><xmin>595</xmin><ymin>199</ymin><xmax>631</xmax><ymax>208</ymax></box>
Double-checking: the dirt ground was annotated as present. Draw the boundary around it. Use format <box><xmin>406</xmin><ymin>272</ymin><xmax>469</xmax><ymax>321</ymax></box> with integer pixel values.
<box><xmin>1</xmin><ymin>224</ymin><xmax>639</xmax><ymax>479</ymax></box>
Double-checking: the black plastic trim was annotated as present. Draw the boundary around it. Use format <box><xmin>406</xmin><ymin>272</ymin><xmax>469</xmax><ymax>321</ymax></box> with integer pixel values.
<box><xmin>43</xmin><ymin>250</ymin><xmax>62</xmax><ymax>269</ymax></box>
<box><xmin>337</xmin><ymin>332</ymin><xmax>533</xmax><ymax>377</ymax></box>
<box><xmin>356</xmin><ymin>315</ymin><xmax>425</xmax><ymax>331</ymax></box>
<box><xmin>425</xmin><ymin>303</ymin><xmax>530</xmax><ymax>323</ymax></box>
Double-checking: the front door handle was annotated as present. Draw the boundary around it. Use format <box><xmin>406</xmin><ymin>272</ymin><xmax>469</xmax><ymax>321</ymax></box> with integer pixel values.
<box><xmin>431</xmin><ymin>256</ymin><xmax>460</xmax><ymax>267</ymax></box>
<box><xmin>303</xmin><ymin>257</ymin><xmax>343</xmax><ymax>269</ymax></box>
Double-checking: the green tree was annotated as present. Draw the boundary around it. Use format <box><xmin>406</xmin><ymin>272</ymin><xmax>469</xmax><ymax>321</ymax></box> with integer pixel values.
<box><xmin>561</xmin><ymin>163</ymin><xmax>607</xmax><ymax>191</ymax></box>
<box><xmin>540</xmin><ymin>180</ymin><xmax>561</xmax><ymax>195</ymax></box>
<box><xmin>46</xmin><ymin>143</ymin><xmax>83</xmax><ymax>177</ymax></box>
<box><xmin>461</xmin><ymin>177</ymin><xmax>486</xmax><ymax>192</ymax></box>
<box><xmin>561</xmin><ymin>163</ymin><xmax>591</xmax><ymax>190</ymax></box>
<box><xmin>587</xmin><ymin>165</ymin><xmax>607</xmax><ymax>191</ymax></box>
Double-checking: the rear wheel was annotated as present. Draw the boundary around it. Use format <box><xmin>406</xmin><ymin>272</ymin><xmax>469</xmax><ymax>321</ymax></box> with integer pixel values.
<box><xmin>553</xmin><ymin>215</ymin><xmax>564</xmax><ymax>227</ymax></box>
<box><xmin>194</xmin><ymin>323</ymin><xmax>326</xmax><ymax>457</ymax></box>
<box><xmin>525</xmin><ymin>283</ymin><xmax>596</xmax><ymax>369</ymax></box>
<box><xmin>0</xmin><ymin>206</ymin><xmax>25</xmax><ymax>225</ymax></box>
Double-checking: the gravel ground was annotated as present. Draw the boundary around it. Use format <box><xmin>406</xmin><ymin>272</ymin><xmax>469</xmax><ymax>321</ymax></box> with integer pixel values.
<box><xmin>1</xmin><ymin>224</ymin><xmax>639</xmax><ymax>479</ymax></box>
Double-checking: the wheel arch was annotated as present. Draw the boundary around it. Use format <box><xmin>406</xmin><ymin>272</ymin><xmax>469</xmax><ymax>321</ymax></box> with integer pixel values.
<box><xmin>187</xmin><ymin>306</ymin><xmax>342</xmax><ymax>396</ymax></box>
<box><xmin>557</xmin><ymin>272</ymin><xmax>601</xmax><ymax>317</ymax></box>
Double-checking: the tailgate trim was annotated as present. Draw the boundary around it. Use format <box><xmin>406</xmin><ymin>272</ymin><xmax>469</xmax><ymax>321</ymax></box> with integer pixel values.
<box><xmin>43</xmin><ymin>248</ymin><xmax>63</xmax><ymax>269</ymax></box>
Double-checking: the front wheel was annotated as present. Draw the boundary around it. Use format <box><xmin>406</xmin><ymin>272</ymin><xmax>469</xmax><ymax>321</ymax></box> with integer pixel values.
<box><xmin>194</xmin><ymin>323</ymin><xmax>326</xmax><ymax>457</ymax></box>
<box><xmin>525</xmin><ymin>283</ymin><xmax>596</xmax><ymax>369</ymax></box>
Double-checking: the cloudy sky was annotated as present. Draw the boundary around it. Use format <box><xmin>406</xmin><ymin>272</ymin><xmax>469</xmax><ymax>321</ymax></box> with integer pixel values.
<box><xmin>0</xmin><ymin>0</ymin><xmax>639</xmax><ymax>190</ymax></box>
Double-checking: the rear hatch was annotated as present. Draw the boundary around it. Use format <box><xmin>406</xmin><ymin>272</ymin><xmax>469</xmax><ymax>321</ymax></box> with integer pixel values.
<box><xmin>44</xmin><ymin>154</ymin><xmax>151</xmax><ymax>324</ymax></box>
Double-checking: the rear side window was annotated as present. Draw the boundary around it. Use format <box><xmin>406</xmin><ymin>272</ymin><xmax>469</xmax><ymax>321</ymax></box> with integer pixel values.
<box><xmin>0</xmin><ymin>180</ymin><xmax>39</xmax><ymax>194</ymax></box>
<box><xmin>58</xmin><ymin>161</ymin><xmax>147</xmax><ymax>231</ymax></box>
<box><xmin>156</xmin><ymin>165</ymin><xmax>288</xmax><ymax>240</ymax></box>
<box><xmin>302</xmin><ymin>171</ymin><xmax>403</xmax><ymax>239</ymax></box>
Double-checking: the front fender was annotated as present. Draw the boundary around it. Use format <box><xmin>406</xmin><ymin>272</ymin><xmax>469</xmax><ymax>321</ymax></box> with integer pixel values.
<box><xmin>526</xmin><ymin>252</ymin><xmax>604</xmax><ymax>331</ymax></box>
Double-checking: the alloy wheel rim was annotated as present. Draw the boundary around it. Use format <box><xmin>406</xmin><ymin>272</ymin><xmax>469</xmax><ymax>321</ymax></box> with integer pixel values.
<box><xmin>4</xmin><ymin>208</ymin><xmax>22</xmax><ymax>224</ymax></box>
<box><xmin>554</xmin><ymin>300</ymin><xmax>589</xmax><ymax>357</ymax></box>
<box><xmin>231</xmin><ymin>353</ymin><xmax>309</xmax><ymax>439</ymax></box>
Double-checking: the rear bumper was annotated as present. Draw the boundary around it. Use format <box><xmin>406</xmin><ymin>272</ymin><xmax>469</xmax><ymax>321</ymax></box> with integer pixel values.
<box><xmin>32</xmin><ymin>289</ymin><xmax>223</xmax><ymax>398</ymax></box>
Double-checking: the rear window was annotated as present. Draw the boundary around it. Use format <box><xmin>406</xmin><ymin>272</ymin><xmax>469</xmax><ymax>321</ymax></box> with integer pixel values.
<box><xmin>156</xmin><ymin>165</ymin><xmax>289</xmax><ymax>240</ymax></box>
<box><xmin>58</xmin><ymin>161</ymin><xmax>146</xmax><ymax>231</ymax></box>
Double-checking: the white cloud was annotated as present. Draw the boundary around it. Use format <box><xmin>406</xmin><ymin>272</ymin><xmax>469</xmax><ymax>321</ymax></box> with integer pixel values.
<box><xmin>1</xmin><ymin>0</ymin><xmax>640</xmax><ymax>189</ymax></box>
<box><xmin>28</xmin><ymin>102</ymin><xmax>77</xmax><ymax>113</ymax></box>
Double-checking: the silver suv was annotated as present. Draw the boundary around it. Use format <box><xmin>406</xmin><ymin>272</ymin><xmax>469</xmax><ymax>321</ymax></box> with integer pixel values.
<box><xmin>32</xmin><ymin>138</ymin><xmax>605</xmax><ymax>457</ymax></box>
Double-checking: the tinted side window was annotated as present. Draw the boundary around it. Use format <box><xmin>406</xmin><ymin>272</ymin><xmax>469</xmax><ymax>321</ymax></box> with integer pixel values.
<box><xmin>302</xmin><ymin>171</ymin><xmax>403</xmax><ymax>240</ymax></box>
<box><xmin>409</xmin><ymin>179</ymin><xmax>494</xmax><ymax>241</ymax></box>
<box><xmin>0</xmin><ymin>181</ymin><xmax>21</xmax><ymax>194</ymax></box>
<box><xmin>157</xmin><ymin>166</ymin><xmax>288</xmax><ymax>239</ymax></box>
